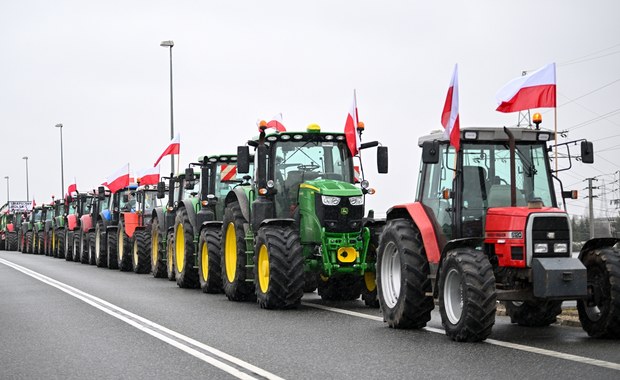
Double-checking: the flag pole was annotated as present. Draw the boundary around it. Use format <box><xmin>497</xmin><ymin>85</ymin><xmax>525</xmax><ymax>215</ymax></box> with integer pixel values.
<box><xmin>554</xmin><ymin>106</ymin><xmax>558</xmax><ymax>172</ymax></box>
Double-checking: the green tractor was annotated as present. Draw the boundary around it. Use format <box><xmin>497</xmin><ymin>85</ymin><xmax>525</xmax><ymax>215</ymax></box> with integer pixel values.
<box><xmin>50</xmin><ymin>198</ymin><xmax>66</xmax><ymax>258</ymax></box>
<box><xmin>222</xmin><ymin>123</ymin><xmax>388</xmax><ymax>309</ymax></box>
<box><xmin>172</xmin><ymin>154</ymin><xmax>250</xmax><ymax>292</ymax></box>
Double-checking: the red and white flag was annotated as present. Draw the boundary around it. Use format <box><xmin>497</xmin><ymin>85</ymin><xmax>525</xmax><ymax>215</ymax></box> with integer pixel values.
<box><xmin>441</xmin><ymin>64</ymin><xmax>460</xmax><ymax>151</ymax></box>
<box><xmin>154</xmin><ymin>134</ymin><xmax>180</xmax><ymax>167</ymax></box>
<box><xmin>266</xmin><ymin>113</ymin><xmax>286</xmax><ymax>132</ymax></box>
<box><xmin>66</xmin><ymin>183</ymin><xmax>77</xmax><ymax>196</ymax></box>
<box><xmin>137</xmin><ymin>166</ymin><xmax>160</xmax><ymax>186</ymax></box>
<box><xmin>344</xmin><ymin>90</ymin><xmax>361</xmax><ymax>157</ymax></box>
<box><xmin>106</xmin><ymin>163</ymin><xmax>130</xmax><ymax>193</ymax></box>
<box><xmin>496</xmin><ymin>63</ymin><xmax>556</xmax><ymax>113</ymax></box>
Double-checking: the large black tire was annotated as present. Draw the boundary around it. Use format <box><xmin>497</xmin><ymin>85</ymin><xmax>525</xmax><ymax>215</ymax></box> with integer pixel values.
<box><xmin>174</xmin><ymin>208</ymin><xmax>199</xmax><ymax>288</ymax></box>
<box><xmin>221</xmin><ymin>202</ymin><xmax>255</xmax><ymax>301</ymax></box>
<box><xmin>56</xmin><ymin>228</ymin><xmax>65</xmax><ymax>258</ymax></box>
<box><xmin>198</xmin><ymin>227</ymin><xmax>223</xmax><ymax>293</ymax></box>
<box><xmin>45</xmin><ymin>230</ymin><xmax>52</xmax><ymax>256</ymax></box>
<box><xmin>65</xmin><ymin>231</ymin><xmax>74</xmax><ymax>261</ymax></box>
<box><xmin>504</xmin><ymin>300</ymin><xmax>563</xmax><ymax>327</ymax></box>
<box><xmin>151</xmin><ymin>218</ymin><xmax>167</xmax><ymax>278</ymax></box>
<box><xmin>254</xmin><ymin>225</ymin><xmax>304</xmax><ymax>309</ymax></box>
<box><xmin>577</xmin><ymin>247</ymin><xmax>620</xmax><ymax>338</ymax></box>
<box><xmin>376</xmin><ymin>219</ymin><xmax>434</xmax><ymax>329</ymax></box>
<box><xmin>166</xmin><ymin>230</ymin><xmax>175</xmax><ymax>281</ymax></box>
<box><xmin>88</xmin><ymin>232</ymin><xmax>97</xmax><ymax>265</ymax></box>
<box><xmin>17</xmin><ymin>230</ymin><xmax>23</xmax><ymax>252</ymax></box>
<box><xmin>8</xmin><ymin>232</ymin><xmax>18</xmax><ymax>251</ymax></box>
<box><xmin>361</xmin><ymin>225</ymin><xmax>382</xmax><ymax>308</ymax></box>
<box><xmin>117</xmin><ymin>221</ymin><xmax>132</xmax><ymax>271</ymax></box>
<box><xmin>95</xmin><ymin>221</ymin><xmax>107</xmax><ymax>267</ymax></box>
<box><xmin>439</xmin><ymin>247</ymin><xmax>496</xmax><ymax>342</ymax></box>
<box><xmin>72</xmin><ymin>231</ymin><xmax>81</xmax><ymax>262</ymax></box>
<box><xmin>37</xmin><ymin>231</ymin><xmax>44</xmax><ymax>254</ymax></box>
<box><xmin>24</xmin><ymin>231</ymin><xmax>33</xmax><ymax>254</ymax></box>
<box><xmin>79</xmin><ymin>231</ymin><xmax>89</xmax><ymax>264</ymax></box>
<box><xmin>132</xmin><ymin>230</ymin><xmax>150</xmax><ymax>274</ymax></box>
<box><xmin>107</xmin><ymin>228</ymin><xmax>119</xmax><ymax>269</ymax></box>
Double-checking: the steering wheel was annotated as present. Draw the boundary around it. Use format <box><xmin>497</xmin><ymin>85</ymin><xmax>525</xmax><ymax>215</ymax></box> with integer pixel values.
<box><xmin>298</xmin><ymin>164</ymin><xmax>320</xmax><ymax>171</ymax></box>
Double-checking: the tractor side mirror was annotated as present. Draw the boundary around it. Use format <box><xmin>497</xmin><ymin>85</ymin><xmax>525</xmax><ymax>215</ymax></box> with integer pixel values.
<box><xmin>97</xmin><ymin>186</ymin><xmax>106</xmax><ymax>200</ymax></box>
<box><xmin>581</xmin><ymin>141</ymin><xmax>594</xmax><ymax>164</ymax></box>
<box><xmin>422</xmin><ymin>140</ymin><xmax>440</xmax><ymax>164</ymax></box>
<box><xmin>184</xmin><ymin>168</ymin><xmax>196</xmax><ymax>190</ymax></box>
<box><xmin>377</xmin><ymin>146</ymin><xmax>389</xmax><ymax>174</ymax></box>
<box><xmin>156</xmin><ymin>181</ymin><xmax>166</xmax><ymax>199</ymax></box>
<box><xmin>237</xmin><ymin>146</ymin><xmax>250</xmax><ymax>174</ymax></box>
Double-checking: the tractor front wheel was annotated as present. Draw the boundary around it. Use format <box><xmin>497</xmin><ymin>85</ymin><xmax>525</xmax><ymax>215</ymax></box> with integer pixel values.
<box><xmin>117</xmin><ymin>221</ymin><xmax>132</xmax><ymax>271</ymax></box>
<box><xmin>254</xmin><ymin>225</ymin><xmax>304</xmax><ymax>309</ymax></box>
<box><xmin>198</xmin><ymin>226</ymin><xmax>223</xmax><ymax>293</ymax></box>
<box><xmin>577</xmin><ymin>247</ymin><xmax>620</xmax><ymax>338</ymax></box>
<box><xmin>504</xmin><ymin>300</ymin><xmax>562</xmax><ymax>327</ymax></box>
<box><xmin>80</xmin><ymin>231</ymin><xmax>89</xmax><ymax>264</ymax></box>
<box><xmin>151</xmin><ymin>218</ymin><xmax>166</xmax><ymax>278</ymax></box>
<box><xmin>174</xmin><ymin>208</ymin><xmax>199</xmax><ymax>288</ymax></box>
<box><xmin>166</xmin><ymin>230</ymin><xmax>175</xmax><ymax>281</ymax></box>
<box><xmin>377</xmin><ymin>219</ymin><xmax>434</xmax><ymax>329</ymax></box>
<box><xmin>132</xmin><ymin>230</ymin><xmax>150</xmax><ymax>274</ymax></box>
<box><xmin>221</xmin><ymin>202</ymin><xmax>254</xmax><ymax>301</ymax></box>
<box><xmin>439</xmin><ymin>248</ymin><xmax>496</xmax><ymax>342</ymax></box>
<box><xmin>95</xmin><ymin>222</ymin><xmax>107</xmax><ymax>267</ymax></box>
<box><xmin>107</xmin><ymin>228</ymin><xmax>119</xmax><ymax>269</ymax></box>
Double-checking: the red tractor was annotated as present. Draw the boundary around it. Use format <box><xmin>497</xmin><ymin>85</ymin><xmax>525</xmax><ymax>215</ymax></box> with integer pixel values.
<box><xmin>377</xmin><ymin>124</ymin><xmax>620</xmax><ymax>341</ymax></box>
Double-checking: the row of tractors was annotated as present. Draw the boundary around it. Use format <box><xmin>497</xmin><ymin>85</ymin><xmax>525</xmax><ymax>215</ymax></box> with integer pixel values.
<box><xmin>4</xmin><ymin>120</ymin><xmax>619</xmax><ymax>342</ymax></box>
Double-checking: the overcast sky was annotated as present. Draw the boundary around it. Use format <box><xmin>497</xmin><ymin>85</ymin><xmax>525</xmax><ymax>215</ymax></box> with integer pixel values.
<box><xmin>1</xmin><ymin>1</ymin><xmax>619</xmax><ymax>218</ymax></box>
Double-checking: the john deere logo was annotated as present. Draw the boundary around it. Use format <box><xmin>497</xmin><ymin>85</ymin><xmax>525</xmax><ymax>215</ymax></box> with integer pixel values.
<box><xmin>340</xmin><ymin>207</ymin><xmax>349</xmax><ymax>215</ymax></box>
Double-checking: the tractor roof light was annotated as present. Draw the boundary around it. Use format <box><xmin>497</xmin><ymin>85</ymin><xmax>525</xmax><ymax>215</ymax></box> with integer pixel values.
<box><xmin>464</xmin><ymin>131</ymin><xmax>478</xmax><ymax>140</ymax></box>
<box><xmin>533</xmin><ymin>113</ymin><xmax>542</xmax><ymax>129</ymax></box>
<box><xmin>307</xmin><ymin>123</ymin><xmax>321</xmax><ymax>133</ymax></box>
<box><xmin>336</xmin><ymin>135</ymin><xmax>345</xmax><ymax>141</ymax></box>
<box><xmin>280</xmin><ymin>134</ymin><xmax>291</xmax><ymax>140</ymax></box>
<box><xmin>293</xmin><ymin>134</ymin><xmax>303</xmax><ymax>140</ymax></box>
<box><xmin>357</xmin><ymin>121</ymin><xmax>365</xmax><ymax>132</ymax></box>
<box><xmin>538</xmin><ymin>133</ymin><xmax>550</xmax><ymax>141</ymax></box>
<box><xmin>259</xmin><ymin>120</ymin><xmax>267</xmax><ymax>128</ymax></box>
<box><xmin>267</xmin><ymin>135</ymin><xmax>278</xmax><ymax>142</ymax></box>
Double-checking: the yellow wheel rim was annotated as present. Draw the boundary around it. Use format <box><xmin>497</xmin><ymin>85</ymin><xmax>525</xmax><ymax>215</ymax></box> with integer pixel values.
<box><xmin>258</xmin><ymin>244</ymin><xmax>270</xmax><ymax>293</ymax></box>
<box><xmin>175</xmin><ymin>223</ymin><xmax>185</xmax><ymax>272</ymax></box>
<box><xmin>364</xmin><ymin>271</ymin><xmax>376</xmax><ymax>292</ymax></box>
<box><xmin>225</xmin><ymin>222</ymin><xmax>237</xmax><ymax>283</ymax></box>
<box><xmin>118</xmin><ymin>228</ymin><xmax>124</xmax><ymax>260</ymax></box>
<box><xmin>201</xmin><ymin>241</ymin><xmax>209</xmax><ymax>281</ymax></box>
<box><xmin>152</xmin><ymin>231</ymin><xmax>158</xmax><ymax>265</ymax></box>
<box><xmin>52</xmin><ymin>231</ymin><xmax>56</xmax><ymax>251</ymax></box>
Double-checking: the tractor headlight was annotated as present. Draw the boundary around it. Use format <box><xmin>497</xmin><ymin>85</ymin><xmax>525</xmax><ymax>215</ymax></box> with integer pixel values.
<box><xmin>554</xmin><ymin>243</ymin><xmax>568</xmax><ymax>253</ymax></box>
<box><xmin>349</xmin><ymin>196</ymin><xmax>364</xmax><ymax>206</ymax></box>
<box><xmin>534</xmin><ymin>243</ymin><xmax>548</xmax><ymax>253</ymax></box>
<box><xmin>321</xmin><ymin>195</ymin><xmax>341</xmax><ymax>206</ymax></box>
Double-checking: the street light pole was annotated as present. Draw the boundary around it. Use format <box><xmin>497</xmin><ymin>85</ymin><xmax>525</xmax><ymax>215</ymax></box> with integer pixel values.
<box><xmin>55</xmin><ymin>123</ymin><xmax>65</xmax><ymax>198</ymax></box>
<box><xmin>160</xmin><ymin>40</ymin><xmax>175</xmax><ymax>173</ymax></box>
<box><xmin>3</xmin><ymin>176</ymin><xmax>8</xmax><ymax>205</ymax></box>
<box><xmin>22</xmin><ymin>156</ymin><xmax>29</xmax><ymax>201</ymax></box>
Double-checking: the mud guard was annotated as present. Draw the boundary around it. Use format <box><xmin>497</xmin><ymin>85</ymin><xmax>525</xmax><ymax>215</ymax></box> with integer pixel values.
<box><xmin>579</xmin><ymin>237</ymin><xmax>620</xmax><ymax>259</ymax></box>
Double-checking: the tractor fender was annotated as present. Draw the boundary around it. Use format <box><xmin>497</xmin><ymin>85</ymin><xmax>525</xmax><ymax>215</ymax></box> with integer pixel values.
<box><xmin>386</xmin><ymin>202</ymin><xmax>442</xmax><ymax>264</ymax></box>
<box><xmin>225</xmin><ymin>187</ymin><xmax>251</xmax><ymax>224</ymax></box>
<box><xmin>432</xmin><ymin>237</ymin><xmax>485</xmax><ymax>298</ymax></box>
<box><xmin>201</xmin><ymin>220</ymin><xmax>223</xmax><ymax>230</ymax></box>
<box><xmin>153</xmin><ymin>208</ymin><xmax>166</xmax><ymax>235</ymax></box>
<box><xmin>122</xmin><ymin>212</ymin><xmax>139</xmax><ymax>239</ymax></box>
<box><xmin>81</xmin><ymin>215</ymin><xmax>93</xmax><ymax>234</ymax></box>
<box><xmin>258</xmin><ymin>218</ymin><xmax>295</xmax><ymax>229</ymax></box>
<box><xmin>67</xmin><ymin>214</ymin><xmax>78</xmax><ymax>231</ymax></box>
<box><xmin>578</xmin><ymin>237</ymin><xmax>620</xmax><ymax>260</ymax></box>
<box><xmin>44</xmin><ymin>220</ymin><xmax>53</xmax><ymax>233</ymax></box>
<box><xmin>178</xmin><ymin>199</ymin><xmax>198</xmax><ymax>233</ymax></box>
<box><xmin>7</xmin><ymin>223</ymin><xmax>14</xmax><ymax>233</ymax></box>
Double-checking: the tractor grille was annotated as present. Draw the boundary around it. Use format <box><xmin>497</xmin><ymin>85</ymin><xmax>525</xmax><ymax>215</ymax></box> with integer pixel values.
<box><xmin>315</xmin><ymin>197</ymin><xmax>364</xmax><ymax>233</ymax></box>
<box><xmin>529</xmin><ymin>215</ymin><xmax>571</xmax><ymax>259</ymax></box>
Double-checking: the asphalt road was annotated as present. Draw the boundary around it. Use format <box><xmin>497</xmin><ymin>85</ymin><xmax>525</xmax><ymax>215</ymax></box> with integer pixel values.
<box><xmin>1</xmin><ymin>249</ymin><xmax>619</xmax><ymax>380</ymax></box>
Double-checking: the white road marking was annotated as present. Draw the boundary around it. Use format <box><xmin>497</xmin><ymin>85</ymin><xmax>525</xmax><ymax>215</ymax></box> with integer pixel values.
<box><xmin>302</xmin><ymin>302</ymin><xmax>620</xmax><ymax>371</ymax></box>
<box><xmin>0</xmin><ymin>258</ymin><xmax>285</xmax><ymax>380</ymax></box>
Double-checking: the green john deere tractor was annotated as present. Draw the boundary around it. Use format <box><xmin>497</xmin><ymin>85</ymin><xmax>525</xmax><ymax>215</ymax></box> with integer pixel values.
<box><xmin>222</xmin><ymin>123</ymin><xmax>388</xmax><ymax>309</ymax></box>
<box><xmin>172</xmin><ymin>154</ymin><xmax>251</xmax><ymax>292</ymax></box>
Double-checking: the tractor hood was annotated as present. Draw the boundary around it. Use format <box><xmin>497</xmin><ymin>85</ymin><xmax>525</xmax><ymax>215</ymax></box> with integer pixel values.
<box><xmin>301</xmin><ymin>179</ymin><xmax>362</xmax><ymax>197</ymax></box>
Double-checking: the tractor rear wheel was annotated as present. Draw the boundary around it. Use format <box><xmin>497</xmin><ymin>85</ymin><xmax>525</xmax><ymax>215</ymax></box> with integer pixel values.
<box><xmin>151</xmin><ymin>218</ymin><xmax>166</xmax><ymax>278</ymax></box>
<box><xmin>88</xmin><ymin>232</ymin><xmax>97</xmax><ymax>265</ymax></box>
<box><xmin>174</xmin><ymin>208</ymin><xmax>199</xmax><ymax>288</ymax></box>
<box><xmin>80</xmin><ymin>231</ymin><xmax>89</xmax><ymax>264</ymax></box>
<box><xmin>222</xmin><ymin>201</ymin><xmax>255</xmax><ymax>301</ymax></box>
<box><xmin>8</xmin><ymin>232</ymin><xmax>18</xmax><ymax>251</ymax></box>
<box><xmin>95</xmin><ymin>222</ymin><xmax>107</xmax><ymax>267</ymax></box>
<box><xmin>254</xmin><ymin>225</ymin><xmax>304</xmax><ymax>309</ymax></box>
<box><xmin>56</xmin><ymin>228</ymin><xmax>65</xmax><ymax>258</ymax></box>
<box><xmin>107</xmin><ymin>228</ymin><xmax>119</xmax><ymax>269</ymax></box>
<box><xmin>166</xmin><ymin>230</ymin><xmax>175</xmax><ymax>281</ymax></box>
<box><xmin>377</xmin><ymin>219</ymin><xmax>434</xmax><ymax>329</ymax></box>
<box><xmin>72</xmin><ymin>232</ymin><xmax>81</xmax><ymax>262</ymax></box>
<box><xmin>117</xmin><ymin>221</ymin><xmax>132</xmax><ymax>271</ymax></box>
<box><xmin>504</xmin><ymin>300</ymin><xmax>562</xmax><ymax>327</ymax></box>
<box><xmin>46</xmin><ymin>230</ymin><xmax>52</xmax><ymax>256</ymax></box>
<box><xmin>577</xmin><ymin>247</ymin><xmax>620</xmax><ymax>338</ymax></box>
<box><xmin>132</xmin><ymin>230</ymin><xmax>150</xmax><ymax>274</ymax></box>
<box><xmin>37</xmin><ymin>231</ymin><xmax>44</xmax><ymax>254</ymax></box>
<box><xmin>198</xmin><ymin>226</ymin><xmax>223</xmax><ymax>293</ymax></box>
<box><xmin>439</xmin><ymin>247</ymin><xmax>496</xmax><ymax>342</ymax></box>
<box><xmin>24</xmin><ymin>231</ymin><xmax>33</xmax><ymax>254</ymax></box>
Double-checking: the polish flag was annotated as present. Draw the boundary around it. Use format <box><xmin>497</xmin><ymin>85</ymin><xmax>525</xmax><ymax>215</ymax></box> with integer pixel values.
<box><xmin>154</xmin><ymin>134</ymin><xmax>180</xmax><ymax>167</ymax></box>
<box><xmin>106</xmin><ymin>163</ymin><xmax>130</xmax><ymax>193</ymax></box>
<box><xmin>441</xmin><ymin>64</ymin><xmax>460</xmax><ymax>151</ymax></box>
<box><xmin>496</xmin><ymin>63</ymin><xmax>556</xmax><ymax>113</ymax></box>
<box><xmin>344</xmin><ymin>90</ymin><xmax>361</xmax><ymax>157</ymax></box>
<box><xmin>265</xmin><ymin>113</ymin><xmax>286</xmax><ymax>132</ymax></box>
<box><xmin>137</xmin><ymin>166</ymin><xmax>160</xmax><ymax>186</ymax></box>
<box><xmin>66</xmin><ymin>183</ymin><xmax>77</xmax><ymax>196</ymax></box>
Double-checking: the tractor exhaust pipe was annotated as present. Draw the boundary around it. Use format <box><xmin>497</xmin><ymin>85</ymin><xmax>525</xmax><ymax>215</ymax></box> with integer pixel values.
<box><xmin>503</xmin><ymin>127</ymin><xmax>517</xmax><ymax>207</ymax></box>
